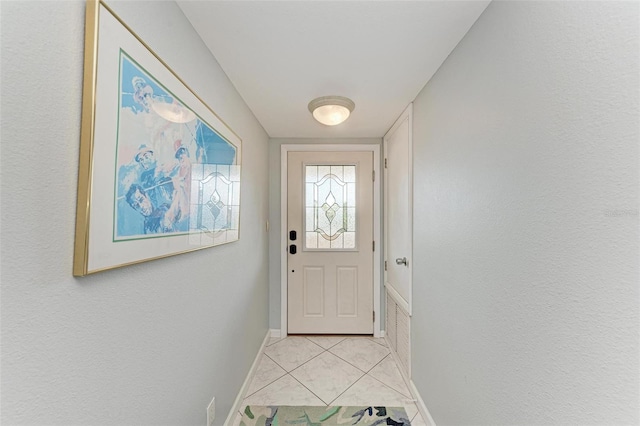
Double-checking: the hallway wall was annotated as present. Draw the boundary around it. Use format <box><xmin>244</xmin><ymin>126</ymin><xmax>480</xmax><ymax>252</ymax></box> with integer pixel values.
<box><xmin>411</xmin><ymin>1</ymin><xmax>639</xmax><ymax>424</ymax></box>
<box><xmin>0</xmin><ymin>2</ymin><xmax>269</xmax><ymax>425</ymax></box>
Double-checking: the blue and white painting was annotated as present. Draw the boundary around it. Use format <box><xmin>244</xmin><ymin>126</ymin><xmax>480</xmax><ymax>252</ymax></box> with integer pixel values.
<box><xmin>114</xmin><ymin>51</ymin><xmax>238</xmax><ymax>241</ymax></box>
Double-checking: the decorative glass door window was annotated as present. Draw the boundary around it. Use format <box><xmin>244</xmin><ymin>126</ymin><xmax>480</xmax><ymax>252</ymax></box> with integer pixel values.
<box><xmin>305</xmin><ymin>165</ymin><xmax>356</xmax><ymax>250</ymax></box>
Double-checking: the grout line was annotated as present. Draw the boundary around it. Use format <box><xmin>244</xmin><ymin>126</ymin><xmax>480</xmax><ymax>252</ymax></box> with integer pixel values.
<box><xmin>328</xmin><ymin>336</ymin><xmax>348</xmax><ymax>348</ymax></box>
<box><xmin>298</xmin><ymin>335</ymin><xmax>325</xmax><ymax>351</ymax></box>
<box><xmin>367</xmin><ymin>373</ymin><xmax>415</xmax><ymax>401</ymax></box>
<box><xmin>304</xmin><ymin>335</ymin><xmax>347</xmax><ymax>350</ymax></box>
<box><xmin>235</xmin><ymin>407</ymin><xmax>245</xmax><ymax>425</ymax></box>
<box><xmin>288</xmin><ymin>345</ymin><xmax>372</xmax><ymax>406</ymax></box>
<box><xmin>367</xmin><ymin>355</ymin><xmax>412</xmax><ymax>398</ymax></box>
<box><xmin>288</xmin><ymin>348</ymin><xmax>327</xmax><ymax>374</ymax></box>
<box><xmin>265</xmin><ymin>338</ymin><xmax>280</xmax><ymax>347</ymax></box>
<box><xmin>327</xmin><ymin>345</ymin><xmax>389</xmax><ymax>375</ymax></box>
<box><xmin>241</xmin><ymin>356</ymin><xmax>288</xmax><ymax>399</ymax></box>
<box><xmin>267</xmin><ymin>336</ymin><xmax>326</xmax><ymax>372</ymax></box>
<box><xmin>368</xmin><ymin>353</ymin><xmax>390</xmax><ymax>371</ymax></box>
<box><xmin>327</xmin><ymin>350</ymin><xmax>369</xmax><ymax>374</ymax></box>
<box><xmin>327</xmin><ymin>370</ymin><xmax>367</xmax><ymax>406</ymax></box>
<box><xmin>266</xmin><ymin>336</ymin><xmax>286</xmax><ymax>347</ymax></box>
<box><xmin>288</xmin><ymin>373</ymin><xmax>330</xmax><ymax>406</ymax></box>
<box><xmin>263</xmin><ymin>353</ymin><xmax>290</xmax><ymax>374</ymax></box>
<box><xmin>369</xmin><ymin>337</ymin><xmax>389</xmax><ymax>348</ymax></box>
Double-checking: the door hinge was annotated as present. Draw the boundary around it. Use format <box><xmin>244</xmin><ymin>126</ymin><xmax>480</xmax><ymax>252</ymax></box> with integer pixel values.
<box><xmin>384</xmin><ymin>260</ymin><xmax>387</xmax><ymax>271</ymax></box>
<box><xmin>372</xmin><ymin>241</ymin><xmax>375</xmax><ymax>252</ymax></box>
<box><xmin>384</xmin><ymin>158</ymin><xmax>388</xmax><ymax>168</ymax></box>
<box><xmin>373</xmin><ymin>311</ymin><xmax>376</xmax><ymax>322</ymax></box>
<box><xmin>372</xmin><ymin>170</ymin><xmax>375</xmax><ymax>181</ymax></box>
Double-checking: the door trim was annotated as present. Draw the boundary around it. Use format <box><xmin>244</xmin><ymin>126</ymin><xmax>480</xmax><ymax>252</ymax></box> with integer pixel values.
<box><xmin>384</xmin><ymin>103</ymin><xmax>413</xmax><ymax>316</ymax></box>
<box><xmin>281</xmin><ymin>144</ymin><xmax>381</xmax><ymax>337</ymax></box>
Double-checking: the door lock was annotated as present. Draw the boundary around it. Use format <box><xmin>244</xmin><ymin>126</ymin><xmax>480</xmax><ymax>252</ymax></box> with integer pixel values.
<box><xmin>289</xmin><ymin>244</ymin><xmax>297</xmax><ymax>255</ymax></box>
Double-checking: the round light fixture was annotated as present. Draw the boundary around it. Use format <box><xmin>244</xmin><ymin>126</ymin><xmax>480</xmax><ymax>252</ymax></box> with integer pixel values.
<box><xmin>308</xmin><ymin>96</ymin><xmax>355</xmax><ymax>126</ymax></box>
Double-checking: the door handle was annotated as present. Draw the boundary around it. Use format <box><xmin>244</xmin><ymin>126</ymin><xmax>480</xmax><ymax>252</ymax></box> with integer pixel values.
<box><xmin>395</xmin><ymin>257</ymin><xmax>408</xmax><ymax>266</ymax></box>
<box><xmin>289</xmin><ymin>244</ymin><xmax>297</xmax><ymax>255</ymax></box>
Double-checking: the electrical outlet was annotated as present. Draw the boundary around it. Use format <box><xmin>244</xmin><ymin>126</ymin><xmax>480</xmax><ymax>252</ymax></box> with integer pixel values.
<box><xmin>206</xmin><ymin>397</ymin><xmax>215</xmax><ymax>426</ymax></box>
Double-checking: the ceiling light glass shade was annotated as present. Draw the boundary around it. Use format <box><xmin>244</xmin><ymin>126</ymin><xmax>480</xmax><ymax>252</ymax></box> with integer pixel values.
<box><xmin>152</xmin><ymin>99</ymin><xmax>196</xmax><ymax>124</ymax></box>
<box><xmin>308</xmin><ymin>96</ymin><xmax>355</xmax><ymax>126</ymax></box>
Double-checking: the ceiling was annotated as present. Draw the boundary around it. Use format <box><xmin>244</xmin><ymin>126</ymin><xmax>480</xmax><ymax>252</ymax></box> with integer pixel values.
<box><xmin>178</xmin><ymin>1</ymin><xmax>491</xmax><ymax>139</ymax></box>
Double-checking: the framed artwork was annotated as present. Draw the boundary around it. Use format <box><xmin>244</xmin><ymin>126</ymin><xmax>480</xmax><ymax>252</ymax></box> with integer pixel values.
<box><xmin>73</xmin><ymin>0</ymin><xmax>242</xmax><ymax>276</ymax></box>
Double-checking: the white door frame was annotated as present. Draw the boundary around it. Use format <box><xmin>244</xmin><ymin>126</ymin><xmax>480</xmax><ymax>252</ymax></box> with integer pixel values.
<box><xmin>384</xmin><ymin>104</ymin><xmax>413</xmax><ymax>316</ymax></box>
<box><xmin>281</xmin><ymin>144</ymin><xmax>382</xmax><ymax>337</ymax></box>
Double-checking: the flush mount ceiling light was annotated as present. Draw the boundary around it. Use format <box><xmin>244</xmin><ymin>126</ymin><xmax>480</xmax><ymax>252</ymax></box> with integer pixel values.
<box><xmin>308</xmin><ymin>96</ymin><xmax>355</xmax><ymax>126</ymax></box>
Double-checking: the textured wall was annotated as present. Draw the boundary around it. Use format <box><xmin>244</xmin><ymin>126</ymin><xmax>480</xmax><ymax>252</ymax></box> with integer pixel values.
<box><xmin>267</xmin><ymin>138</ymin><xmax>382</xmax><ymax>330</ymax></box>
<box><xmin>0</xmin><ymin>1</ymin><xmax>269</xmax><ymax>425</ymax></box>
<box><xmin>411</xmin><ymin>1</ymin><xmax>639</xmax><ymax>424</ymax></box>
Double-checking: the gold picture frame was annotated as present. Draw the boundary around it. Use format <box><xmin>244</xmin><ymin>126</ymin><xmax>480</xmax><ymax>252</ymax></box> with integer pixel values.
<box><xmin>74</xmin><ymin>0</ymin><xmax>242</xmax><ymax>276</ymax></box>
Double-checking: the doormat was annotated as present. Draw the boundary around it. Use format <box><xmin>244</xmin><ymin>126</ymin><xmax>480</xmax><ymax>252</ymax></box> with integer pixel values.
<box><xmin>239</xmin><ymin>405</ymin><xmax>411</xmax><ymax>425</ymax></box>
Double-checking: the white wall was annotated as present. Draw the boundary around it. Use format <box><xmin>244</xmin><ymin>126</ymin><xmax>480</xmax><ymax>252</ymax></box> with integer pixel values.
<box><xmin>0</xmin><ymin>1</ymin><xmax>269</xmax><ymax>425</ymax></box>
<box><xmin>268</xmin><ymin>138</ymin><xmax>382</xmax><ymax>330</ymax></box>
<box><xmin>411</xmin><ymin>1</ymin><xmax>639</xmax><ymax>424</ymax></box>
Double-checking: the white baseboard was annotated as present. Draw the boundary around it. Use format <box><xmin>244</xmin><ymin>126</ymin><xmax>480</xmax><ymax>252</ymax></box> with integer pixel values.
<box><xmin>383</xmin><ymin>334</ymin><xmax>436</xmax><ymax>426</ymax></box>
<box><xmin>408</xmin><ymin>379</ymin><xmax>437</xmax><ymax>426</ymax></box>
<box><xmin>223</xmin><ymin>330</ymin><xmax>271</xmax><ymax>426</ymax></box>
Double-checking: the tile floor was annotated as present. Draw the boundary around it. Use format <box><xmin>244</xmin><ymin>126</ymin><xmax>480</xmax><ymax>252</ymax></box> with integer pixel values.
<box><xmin>230</xmin><ymin>335</ymin><xmax>427</xmax><ymax>425</ymax></box>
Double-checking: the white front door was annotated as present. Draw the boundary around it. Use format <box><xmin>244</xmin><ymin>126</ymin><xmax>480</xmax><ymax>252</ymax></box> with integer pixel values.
<box><xmin>287</xmin><ymin>151</ymin><xmax>374</xmax><ymax>334</ymax></box>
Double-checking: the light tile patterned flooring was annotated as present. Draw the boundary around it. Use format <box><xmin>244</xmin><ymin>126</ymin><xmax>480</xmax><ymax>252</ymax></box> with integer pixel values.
<box><xmin>231</xmin><ymin>335</ymin><xmax>427</xmax><ymax>425</ymax></box>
